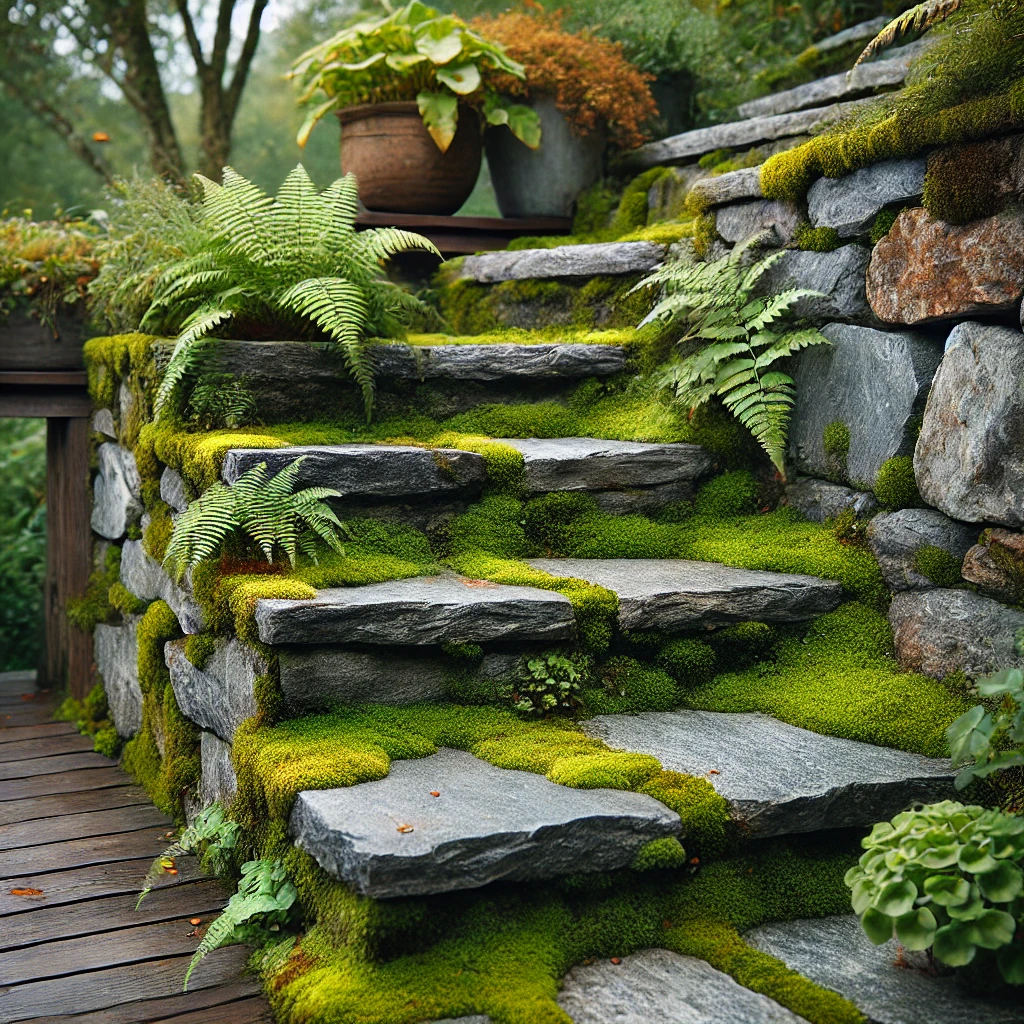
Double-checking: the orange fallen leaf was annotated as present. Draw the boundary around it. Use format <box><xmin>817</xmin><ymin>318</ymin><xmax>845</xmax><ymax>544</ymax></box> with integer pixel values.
<box><xmin>189</xmin><ymin>917</ymin><xmax>202</xmax><ymax>925</ymax></box>
<box><xmin>10</xmin><ymin>888</ymin><xmax>43</xmax><ymax>896</ymax></box>
<box><xmin>92</xmin><ymin>131</ymin><xmax>110</xmax><ymax>142</ymax></box>
<box><xmin>397</xmin><ymin>824</ymin><xmax>414</xmax><ymax>833</ymax></box>
<box><xmin>165</xmin><ymin>868</ymin><xmax>178</xmax><ymax>875</ymax></box>
<box><xmin>689</xmin><ymin>857</ymin><xmax>700</xmax><ymax>866</ymax></box>
<box><xmin>429</xmin><ymin>791</ymin><xmax>441</xmax><ymax>797</ymax></box>
<box><xmin>707</xmin><ymin>768</ymin><xmax>720</xmax><ymax>775</ymax></box>
<box><xmin>610</xmin><ymin>957</ymin><xmax>622</xmax><ymax>965</ymax></box>
<box><xmin>662</xmin><ymin>919</ymin><xmax>672</xmax><ymax>930</ymax></box>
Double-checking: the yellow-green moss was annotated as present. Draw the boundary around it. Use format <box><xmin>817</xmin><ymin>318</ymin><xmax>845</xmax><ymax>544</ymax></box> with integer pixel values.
<box><xmin>143</xmin><ymin>500</ymin><xmax>175</xmax><ymax>563</ymax></box>
<box><xmin>823</xmin><ymin>419</ymin><xmax>850</xmax><ymax>480</ymax></box>
<box><xmin>870</xmin><ymin>209</ymin><xmax>899</xmax><ymax>245</ymax></box>
<box><xmin>55</xmin><ymin>681</ymin><xmax>120</xmax><ymax>757</ymax></box>
<box><xmin>108</xmin><ymin>580</ymin><xmax>147</xmax><ymax>618</ymax></box>
<box><xmin>184</xmin><ymin>632</ymin><xmax>218</xmax><ymax>669</ymax></box>
<box><xmin>631</xmin><ymin>836</ymin><xmax>688</xmax><ymax>871</ymax></box>
<box><xmin>686</xmin><ymin>602</ymin><xmax>973</xmax><ymax>757</ymax></box>
<box><xmin>914</xmin><ymin>545</ymin><xmax>964</xmax><ymax>588</ymax></box>
<box><xmin>794</xmin><ymin>224</ymin><xmax>841</xmax><ymax>252</ymax></box>
<box><xmin>66</xmin><ymin>545</ymin><xmax>121</xmax><ymax>631</ymax></box>
<box><xmin>874</xmin><ymin>455</ymin><xmax>920</xmax><ymax>509</ymax></box>
<box><xmin>82</xmin><ymin>333</ymin><xmax>160</xmax><ymax>445</ymax></box>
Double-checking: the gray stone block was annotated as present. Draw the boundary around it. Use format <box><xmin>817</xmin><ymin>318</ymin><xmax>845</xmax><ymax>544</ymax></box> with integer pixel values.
<box><xmin>784</xmin><ymin>477</ymin><xmax>878</xmax><ymax>523</ymax></box>
<box><xmin>164</xmin><ymin>638</ymin><xmax>265</xmax><ymax>743</ymax></box>
<box><xmin>715</xmin><ymin>200</ymin><xmax>801</xmax><ymax>246</ymax></box>
<box><xmin>199</xmin><ymin>731</ymin><xmax>237</xmax><ymax>809</ymax></box>
<box><xmin>557</xmin><ymin>947</ymin><xmax>806</xmax><ymax>1024</ymax></box>
<box><xmin>94</xmin><ymin>620</ymin><xmax>142</xmax><ymax>738</ymax></box>
<box><xmin>625</xmin><ymin>96</ymin><xmax>874</xmax><ymax>170</ymax></box>
<box><xmin>526</xmin><ymin>558</ymin><xmax>841</xmax><ymax>632</ymax></box>
<box><xmin>92</xmin><ymin>408</ymin><xmax>116</xmax><ymax>440</ymax></box>
<box><xmin>221</xmin><ymin>445</ymin><xmax>486</xmax><ymax>500</ymax></box>
<box><xmin>457</xmin><ymin>242</ymin><xmax>665</xmax><ymax>283</ymax></box>
<box><xmin>746</xmin><ymin>914</ymin><xmax>1024</xmax><ymax>1024</ymax></box>
<box><xmin>807</xmin><ymin>158</ymin><xmax>926</xmax><ymax>238</ymax></box>
<box><xmin>790</xmin><ymin>322</ymin><xmax>942</xmax><ymax>488</ymax></box>
<box><xmin>120</xmin><ymin>540</ymin><xmax>205</xmax><ymax>634</ymax></box>
<box><xmin>890</xmin><ymin>588</ymin><xmax>1024</xmax><ymax>680</ymax></box>
<box><xmin>91</xmin><ymin>443</ymin><xmax>142</xmax><ymax>540</ymax></box>
<box><xmin>371</xmin><ymin>343</ymin><xmax>627</xmax><ymax>381</ymax></box>
<box><xmin>256</xmin><ymin>574</ymin><xmax>576</xmax><ymax>647</ymax></box>
<box><xmin>867</xmin><ymin>509</ymin><xmax>978</xmax><ymax>592</ymax></box>
<box><xmin>915</xmin><ymin>322</ymin><xmax>1024</xmax><ymax>527</ymax></box>
<box><xmin>496</xmin><ymin>438</ymin><xmax>714</xmax><ymax>494</ymax></box>
<box><xmin>688</xmin><ymin>167</ymin><xmax>764</xmax><ymax>207</ymax></box>
<box><xmin>289</xmin><ymin>747</ymin><xmax>681</xmax><ymax>898</ymax></box>
<box><xmin>757</xmin><ymin>246</ymin><xmax>877</xmax><ymax>325</ymax></box>
<box><xmin>584</xmin><ymin>710</ymin><xmax>954</xmax><ymax>837</ymax></box>
<box><xmin>159</xmin><ymin>467</ymin><xmax>188</xmax><ymax>513</ymax></box>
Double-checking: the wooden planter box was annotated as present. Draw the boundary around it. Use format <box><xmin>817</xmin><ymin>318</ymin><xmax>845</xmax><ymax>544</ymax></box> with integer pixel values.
<box><xmin>0</xmin><ymin>306</ymin><xmax>90</xmax><ymax>371</ymax></box>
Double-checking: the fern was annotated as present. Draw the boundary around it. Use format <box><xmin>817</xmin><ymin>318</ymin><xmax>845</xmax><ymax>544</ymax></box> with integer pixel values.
<box><xmin>855</xmin><ymin>0</ymin><xmax>962</xmax><ymax>65</ymax></box>
<box><xmin>636</xmin><ymin>240</ymin><xmax>830</xmax><ymax>478</ymax></box>
<box><xmin>163</xmin><ymin>456</ymin><xmax>350</xmax><ymax>580</ymax></box>
<box><xmin>137</xmin><ymin>803</ymin><xmax>239</xmax><ymax>909</ymax></box>
<box><xmin>186</xmin><ymin>373</ymin><xmax>258</xmax><ymax>430</ymax></box>
<box><xmin>144</xmin><ymin>165</ymin><xmax>440</xmax><ymax>420</ymax></box>
<box><xmin>184</xmin><ymin>858</ymin><xmax>297</xmax><ymax>991</ymax></box>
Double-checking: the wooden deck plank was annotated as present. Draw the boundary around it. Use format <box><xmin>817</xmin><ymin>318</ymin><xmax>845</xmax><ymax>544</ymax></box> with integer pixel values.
<box><xmin>0</xmin><ymin>878</ymin><xmax>230</xmax><ymax>951</ymax></box>
<box><xmin>152</xmin><ymin>995</ymin><xmax>274</xmax><ymax>1023</ymax></box>
<box><xmin>0</xmin><ymin>857</ymin><xmax>208</xmax><ymax>916</ymax></box>
<box><xmin>0</xmin><ymin>765</ymin><xmax>129</xmax><ymax>801</ymax></box>
<box><xmin>0</xmin><ymin>708</ymin><xmax>57</xmax><ymax>726</ymax></box>
<box><xmin>18</xmin><ymin>979</ymin><xmax>262</xmax><ymax>1024</ymax></box>
<box><xmin>0</xmin><ymin>944</ymin><xmax>252</xmax><ymax>1022</ymax></box>
<box><xmin>0</xmin><ymin>722</ymin><xmax>73</xmax><ymax>743</ymax></box>
<box><xmin>0</xmin><ymin>804</ymin><xmax>169</xmax><ymax>851</ymax></box>
<box><xmin>0</xmin><ymin>785</ymin><xmax>147</xmax><ymax>825</ymax></box>
<box><xmin>0</xmin><ymin>826</ymin><xmax>172</xmax><ymax>878</ymax></box>
<box><xmin>0</xmin><ymin>751</ymin><xmax>115</xmax><ymax>780</ymax></box>
<box><xmin>0</xmin><ymin>733</ymin><xmax>96</xmax><ymax>761</ymax></box>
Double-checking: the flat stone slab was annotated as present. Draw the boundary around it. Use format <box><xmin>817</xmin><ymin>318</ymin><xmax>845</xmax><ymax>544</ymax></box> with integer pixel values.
<box><xmin>456</xmin><ymin>242</ymin><xmax>665</xmax><ymax>283</ymax></box>
<box><xmin>557</xmin><ymin>947</ymin><xmax>805</xmax><ymax>1024</ymax></box>
<box><xmin>807</xmin><ymin>157</ymin><xmax>926</xmax><ymax>238</ymax></box>
<box><xmin>746</xmin><ymin>915</ymin><xmax>1024</xmax><ymax>1024</ymax></box>
<box><xmin>94</xmin><ymin>620</ymin><xmax>142</xmax><ymax>739</ymax></box>
<box><xmin>525</xmin><ymin>559</ymin><xmax>842</xmax><ymax>631</ymax></box>
<box><xmin>256</xmin><ymin>574</ymin><xmax>575</xmax><ymax>646</ymax></box>
<box><xmin>221</xmin><ymin>445</ymin><xmax>486</xmax><ymax>499</ymax></box>
<box><xmin>165</xmin><ymin>638</ymin><xmax>265</xmax><ymax>743</ymax></box>
<box><xmin>584</xmin><ymin>710</ymin><xmax>954</xmax><ymax>837</ymax></box>
<box><xmin>758</xmin><ymin>246</ymin><xmax>876</xmax><ymax>325</ymax></box>
<box><xmin>290</xmin><ymin>748</ymin><xmax>680</xmax><ymax>898</ymax></box>
<box><xmin>496</xmin><ymin>438</ymin><xmax>714</xmax><ymax>494</ymax></box>
<box><xmin>372</xmin><ymin>343</ymin><xmax>627</xmax><ymax>380</ymax></box>
<box><xmin>689</xmin><ymin>167</ymin><xmax>764</xmax><ymax>207</ymax></box>
<box><xmin>716</xmin><ymin>200</ymin><xmax>800</xmax><ymax>246</ymax></box>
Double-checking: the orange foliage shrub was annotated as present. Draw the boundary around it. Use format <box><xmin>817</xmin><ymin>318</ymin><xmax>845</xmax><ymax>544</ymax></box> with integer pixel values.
<box><xmin>472</xmin><ymin>10</ymin><xmax>658</xmax><ymax>150</ymax></box>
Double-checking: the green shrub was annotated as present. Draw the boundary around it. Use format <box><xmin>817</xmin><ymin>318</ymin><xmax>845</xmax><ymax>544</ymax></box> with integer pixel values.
<box><xmin>947</xmin><ymin>668</ymin><xmax>1024</xmax><ymax>790</ymax></box>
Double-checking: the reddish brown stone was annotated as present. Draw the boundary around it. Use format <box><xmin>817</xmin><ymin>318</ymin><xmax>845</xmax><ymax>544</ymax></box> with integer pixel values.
<box><xmin>961</xmin><ymin>528</ymin><xmax>1024</xmax><ymax>604</ymax></box>
<box><xmin>866</xmin><ymin>207</ymin><xmax>1024</xmax><ymax>324</ymax></box>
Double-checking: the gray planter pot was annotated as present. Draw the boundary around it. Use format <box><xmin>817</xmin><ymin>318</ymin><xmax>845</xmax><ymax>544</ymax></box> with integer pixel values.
<box><xmin>485</xmin><ymin>97</ymin><xmax>605</xmax><ymax>218</ymax></box>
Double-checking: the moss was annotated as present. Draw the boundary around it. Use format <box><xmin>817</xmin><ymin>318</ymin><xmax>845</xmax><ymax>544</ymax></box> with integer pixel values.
<box><xmin>707</xmin><ymin>622</ymin><xmax>777</xmax><ymax>672</ymax></box>
<box><xmin>874</xmin><ymin>455</ymin><xmax>920</xmax><ymax>509</ymax></box>
<box><xmin>82</xmin><ymin>333</ymin><xmax>160</xmax><ymax>445</ymax></box>
<box><xmin>55</xmin><ymin>681</ymin><xmax>121</xmax><ymax>757</ymax></box>
<box><xmin>108</xmin><ymin>580</ymin><xmax>147</xmax><ymax>617</ymax></box>
<box><xmin>143</xmin><ymin>500</ymin><xmax>175</xmax><ymax>563</ymax></box>
<box><xmin>657</xmin><ymin>638</ymin><xmax>717</xmax><ymax>687</ymax></box>
<box><xmin>794</xmin><ymin>224</ymin><xmax>841</xmax><ymax>252</ymax></box>
<box><xmin>687</xmin><ymin>602</ymin><xmax>973</xmax><ymax>757</ymax></box>
<box><xmin>67</xmin><ymin>545</ymin><xmax>121</xmax><ymax>631</ymax></box>
<box><xmin>914</xmin><ymin>545</ymin><xmax>964</xmax><ymax>588</ymax></box>
<box><xmin>268</xmin><ymin>835</ymin><xmax>862</xmax><ymax>1024</ymax></box>
<box><xmin>631</xmin><ymin>836</ymin><xmax>688</xmax><ymax>871</ymax></box>
<box><xmin>572</xmin><ymin>180</ymin><xmax>618</xmax><ymax>235</ymax></box>
<box><xmin>184</xmin><ymin>632</ymin><xmax>218</xmax><ymax>669</ymax></box>
<box><xmin>923</xmin><ymin>140</ymin><xmax>1012</xmax><ymax>225</ymax></box>
<box><xmin>582</xmin><ymin>656</ymin><xmax>680</xmax><ymax>714</ymax></box>
<box><xmin>823</xmin><ymin>419</ymin><xmax>850</xmax><ymax>480</ymax></box>
<box><xmin>870</xmin><ymin>208</ymin><xmax>899</xmax><ymax>245</ymax></box>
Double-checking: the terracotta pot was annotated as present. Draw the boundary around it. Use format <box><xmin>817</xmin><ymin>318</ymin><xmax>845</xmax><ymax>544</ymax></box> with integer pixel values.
<box><xmin>338</xmin><ymin>101</ymin><xmax>482</xmax><ymax>216</ymax></box>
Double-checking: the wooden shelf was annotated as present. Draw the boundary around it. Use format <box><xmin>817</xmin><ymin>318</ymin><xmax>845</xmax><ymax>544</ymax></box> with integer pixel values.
<box><xmin>355</xmin><ymin>210</ymin><xmax>571</xmax><ymax>255</ymax></box>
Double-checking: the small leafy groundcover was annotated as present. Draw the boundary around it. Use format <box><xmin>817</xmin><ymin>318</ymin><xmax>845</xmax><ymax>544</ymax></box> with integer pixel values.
<box><xmin>846</xmin><ymin>801</ymin><xmax>1024</xmax><ymax>985</ymax></box>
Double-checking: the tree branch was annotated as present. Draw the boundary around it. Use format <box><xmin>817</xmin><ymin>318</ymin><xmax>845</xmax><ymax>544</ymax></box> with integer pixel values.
<box><xmin>210</xmin><ymin>0</ymin><xmax>236</xmax><ymax>80</ymax></box>
<box><xmin>225</xmin><ymin>0</ymin><xmax>268</xmax><ymax>123</ymax></box>
<box><xmin>174</xmin><ymin>0</ymin><xmax>208</xmax><ymax>73</ymax></box>
<box><xmin>0</xmin><ymin>76</ymin><xmax>114</xmax><ymax>183</ymax></box>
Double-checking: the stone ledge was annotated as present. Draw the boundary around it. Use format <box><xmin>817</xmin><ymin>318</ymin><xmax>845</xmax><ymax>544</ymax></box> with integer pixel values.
<box><xmin>371</xmin><ymin>343</ymin><xmax>628</xmax><ymax>380</ymax></box>
<box><xmin>456</xmin><ymin>242</ymin><xmax>665</xmax><ymax>283</ymax></box>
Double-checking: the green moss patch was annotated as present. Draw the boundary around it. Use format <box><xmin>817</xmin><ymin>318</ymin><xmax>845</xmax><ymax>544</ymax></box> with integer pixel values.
<box><xmin>686</xmin><ymin>602</ymin><xmax>972</xmax><ymax>757</ymax></box>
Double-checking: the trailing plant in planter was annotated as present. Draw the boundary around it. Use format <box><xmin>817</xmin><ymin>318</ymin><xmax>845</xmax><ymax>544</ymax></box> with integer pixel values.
<box><xmin>143</xmin><ymin>164</ymin><xmax>437</xmax><ymax>418</ymax></box>
<box><xmin>636</xmin><ymin>240</ymin><xmax>829</xmax><ymax>478</ymax></box>
<box><xmin>291</xmin><ymin>1</ymin><xmax>540</xmax><ymax>152</ymax></box>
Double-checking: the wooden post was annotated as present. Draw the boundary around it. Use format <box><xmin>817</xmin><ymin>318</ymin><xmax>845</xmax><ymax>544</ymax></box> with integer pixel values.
<box><xmin>40</xmin><ymin>417</ymin><xmax>93</xmax><ymax>699</ymax></box>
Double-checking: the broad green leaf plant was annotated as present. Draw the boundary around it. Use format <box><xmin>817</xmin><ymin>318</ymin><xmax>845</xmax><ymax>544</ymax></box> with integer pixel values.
<box><xmin>947</xmin><ymin>667</ymin><xmax>1024</xmax><ymax>790</ymax></box>
<box><xmin>290</xmin><ymin>1</ymin><xmax>541</xmax><ymax>152</ymax></box>
<box><xmin>635</xmin><ymin>240</ymin><xmax>829</xmax><ymax>478</ymax></box>
<box><xmin>144</xmin><ymin>165</ymin><xmax>438</xmax><ymax>419</ymax></box>
<box><xmin>163</xmin><ymin>457</ymin><xmax>350</xmax><ymax>581</ymax></box>
<box><xmin>845</xmin><ymin>801</ymin><xmax>1024</xmax><ymax>985</ymax></box>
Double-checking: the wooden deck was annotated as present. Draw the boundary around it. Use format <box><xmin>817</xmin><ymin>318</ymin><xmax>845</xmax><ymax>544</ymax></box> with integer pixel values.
<box><xmin>0</xmin><ymin>671</ymin><xmax>273</xmax><ymax>1023</ymax></box>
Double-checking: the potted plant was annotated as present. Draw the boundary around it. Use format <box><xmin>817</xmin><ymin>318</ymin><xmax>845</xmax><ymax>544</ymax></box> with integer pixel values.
<box><xmin>470</xmin><ymin>10</ymin><xmax>659</xmax><ymax>218</ymax></box>
<box><xmin>290</xmin><ymin>1</ymin><xmax>541</xmax><ymax>216</ymax></box>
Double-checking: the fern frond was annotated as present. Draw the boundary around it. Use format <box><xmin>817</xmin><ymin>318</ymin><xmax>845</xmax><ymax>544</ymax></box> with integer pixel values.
<box><xmin>154</xmin><ymin>308</ymin><xmax>235</xmax><ymax>416</ymax></box>
<box><xmin>198</xmin><ymin>168</ymin><xmax>275</xmax><ymax>264</ymax></box>
<box><xmin>744</xmin><ymin>289</ymin><xmax>822</xmax><ymax>332</ymax></box>
<box><xmin>358</xmin><ymin>226</ymin><xmax>439</xmax><ymax>262</ymax></box>
<box><xmin>855</xmin><ymin>0</ymin><xmax>961</xmax><ymax>66</ymax></box>
<box><xmin>163</xmin><ymin>481</ymin><xmax>237</xmax><ymax>580</ymax></box>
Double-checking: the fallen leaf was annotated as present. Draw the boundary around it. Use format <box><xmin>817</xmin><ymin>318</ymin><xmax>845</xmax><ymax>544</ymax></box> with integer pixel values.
<box><xmin>429</xmin><ymin>791</ymin><xmax>441</xmax><ymax>797</ymax></box>
<box><xmin>92</xmin><ymin>131</ymin><xmax>111</xmax><ymax>142</ymax></box>
<box><xmin>165</xmin><ymin>868</ymin><xmax>178</xmax><ymax>875</ymax></box>
<box><xmin>396</xmin><ymin>824</ymin><xmax>414</xmax><ymax>833</ymax></box>
<box><xmin>461</xmin><ymin>578</ymin><xmax>497</xmax><ymax>588</ymax></box>
<box><xmin>189</xmin><ymin>917</ymin><xmax>202</xmax><ymax>925</ymax></box>
<box><xmin>689</xmin><ymin>857</ymin><xmax>700</xmax><ymax>866</ymax></box>
<box><xmin>662</xmin><ymin>919</ymin><xmax>672</xmax><ymax>930</ymax></box>
<box><xmin>707</xmin><ymin>768</ymin><xmax>720</xmax><ymax>775</ymax></box>
<box><xmin>10</xmin><ymin>888</ymin><xmax>43</xmax><ymax>896</ymax></box>
<box><xmin>610</xmin><ymin>957</ymin><xmax>622</xmax><ymax>965</ymax></box>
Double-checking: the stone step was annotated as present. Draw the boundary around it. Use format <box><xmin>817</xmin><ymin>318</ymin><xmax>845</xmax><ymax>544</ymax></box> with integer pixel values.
<box><xmin>558</xmin><ymin>947</ymin><xmax>806</xmax><ymax>1024</ymax></box>
<box><xmin>746</xmin><ymin>915</ymin><xmax>1022</xmax><ymax>1024</ymax></box>
<box><xmin>288</xmin><ymin>747</ymin><xmax>681</xmax><ymax>898</ymax></box>
<box><xmin>120</xmin><ymin>539</ymin><xmax>205</xmax><ymax>634</ymax></box>
<box><xmin>525</xmin><ymin>558</ymin><xmax>842</xmax><ymax>631</ymax></box>
<box><xmin>624</xmin><ymin>95</ymin><xmax>874</xmax><ymax>171</ymax></box>
<box><xmin>455</xmin><ymin>241</ymin><xmax>665</xmax><ymax>284</ymax></box>
<box><xmin>736</xmin><ymin>42</ymin><xmax>924</xmax><ymax>120</ymax></box>
<box><xmin>255</xmin><ymin>573</ymin><xmax>575</xmax><ymax>647</ymax></box>
<box><xmin>583</xmin><ymin>709</ymin><xmax>954</xmax><ymax>837</ymax></box>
